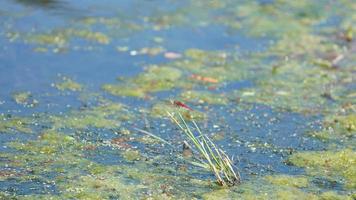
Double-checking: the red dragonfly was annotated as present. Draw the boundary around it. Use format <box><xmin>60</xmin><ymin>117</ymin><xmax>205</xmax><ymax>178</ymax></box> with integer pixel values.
<box><xmin>171</xmin><ymin>100</ymin><xmax>193</xmax><ymax>111</ymax></box>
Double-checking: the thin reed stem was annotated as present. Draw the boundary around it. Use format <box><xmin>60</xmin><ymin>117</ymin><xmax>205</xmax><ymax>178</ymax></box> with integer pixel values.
<box><xmin>167</xmin><ymin>111</ymin><xmax>241</xmax><ymax>186</ymax></box>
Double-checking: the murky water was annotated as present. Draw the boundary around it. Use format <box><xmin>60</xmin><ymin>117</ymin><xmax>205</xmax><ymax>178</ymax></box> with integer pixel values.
<box><xmin>0</xmin><ymin>0</ymin><xmax>355</xmax><ymax>199</ymax></box>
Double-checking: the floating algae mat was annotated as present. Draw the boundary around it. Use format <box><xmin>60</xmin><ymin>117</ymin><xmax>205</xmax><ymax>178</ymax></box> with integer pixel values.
<box><xmin>0</xmin><ymin>0</ymin><xmax>355</xmax><ymax>199</ymax></box>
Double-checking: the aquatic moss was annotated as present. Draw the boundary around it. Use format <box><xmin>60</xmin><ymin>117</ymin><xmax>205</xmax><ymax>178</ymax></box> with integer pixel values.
<box><xmin>79</xmin><ymin>16</ymin><xmax>142</xmax><ymax>33</ymax></box>
<box><xmin>12</xmin><ymin>91</ymin><xmax>38</xmax><ymax>107</ymax></box>
<box><xmin>102</xmin><ymin>84</ymin><xmax>146</xmax><ymax>98</ymax></box>
<box><xmin>51</xmin><ymin>101</ymin><xmax>129</xmax><ymax>129</ymax></box>
<box><xmin>201</xmin><ymin>177</ymin><xmax>321</xmax><ymax>200</ymax></box>
<box><xmin>69</xmin><ymin>29</ymin><xmax>109</xmax><ymax>44</ymax></box>
<box><xmin>201</xmin><ymin>188</ymin><xmax>230</xmax><ymax>200</ymax></box>
<box><xmin>184</xmin><ymin>49</ymin><xmax>226</xmax><ymax>64</ymax></box>
<box><xmin>132</xmin><ymin>66</ymin><xmax>182</xmax><ymax>91</ymax></box>
<box><xmin>334</xmin><ymin>114</ymin><xmax>356</xmax><ymax>132</ymax></box>
<box><xmin>1</xmin><ymin>192</ymin><xmax>17</xmax><ymax>200</ymax></box>
<box><xmin>53</xmin><ymin>115</ymin><xmax>118</xmax><ymax>130</ymax></box>
<box><xmin>2</xmin><ymin>0</ymin><xmax>356</xmax><ymax>198</ymax></box>
<box><xmin>146</xmin><ymin>10</ymin><xmax>187</xmax><ymax>30</ymax></box>
<box><xmin>288</xmin><ymin>149</ymin><xmax>356</xmax><ymax>189</ymax></box>
<box><xmin>136</xmin><ymin>135</ymin><xmax>162</xmax><ymax>145</ymax></box>
<box><xmin>319</xmin><ymin>191</ymin><xmax>353</xmax><ymax>200</ymax></box>
<box><xmin>311</xmin><ymin>114</ymin><xmax>356</xmax><ymax>142</ymax></box>
<box><xmin>234</xmin><ymin>60</ymin><xmax>351</xmax><ymax>113</ymax></box>
<box><xmin>59</xmin><ymin>173</ymin><xmax>141</xmax><ymax>200</ymax></box>
<box><xmin>54</xmin><ymin>77</ymin><xmax>82</xmax><ymax>91</ymax></box>
<box><xmin>28</xmin><ymin>28</ymin><xmax>110</xmax><ymax>46</ymax></box>
<box><xmin>268</xmin><ymin>34</ymin><xmax>332</xmax><ymax>57</ymax></box>
<box><xmin>121</xmin><ymin>162</ymin><xmax>210</xmax><ymax>199</ymax></box>
<box><xmin>104</xmin><ymin>49</ymin><xmax>254</xmax><ymax>99</ymax></box>
<box><xmin>137</xmin><ymin>46</ymin><xmax>165</xmax><ymax>56</ymax></box>
<box><xmin>2</xmin><ymin>129</ymin><xmax>112</xmax><ymax>187</ymax></box>
<box><xmin>180</xmin><ymin>90</ymin><xmax>228</xmax><ymax>105</ymax></box>
<box><xmin>172</xmin><ymin>49</ymin><xmax>251</xmax><ymax>82</ymax></box>
<box><xmin>29</xmin><ymin>33</ymin><xmax>67</xmax><ymax>47</ymax></box>
<box><xmin>308</xmin><ymin>130</ymin><xmax>333</xmax><ymax>142</ymax></box>
<box><xmin>265</xmin><ymin>175</ymin><xmax>309</xmax><ymax>188</ymax></box>
<box><xmin>3</xmin><ymin>130</ymin><xmax>96</xmax><ymax>184</ymax></box>
<box><xmin>234</xmin><ymin>0</ymin><xmax>331</xmax><ymax>37</ymax></box>
<box><xmin>8</xmin><ymin>130</ymin><xmax>80</xmax><ymax>155</ymax></box>
<box><xmin>0</xmin><ymin>117</ymin><xmax>33</xmax><ymax>134</ymax></box>
<box><xmin>17</xmin><ymin>195</ymin><xmax>62</xmax><ymax>200</ymax></box>
<box><xmin>103</xmin><ymin>66</ymin><xmax>182</xmax><ymax>98</ymax></box>
<box><xmin>121</xmin><ymin>149</ymin><xmax>141</xmax><ymax>161</ymax></box>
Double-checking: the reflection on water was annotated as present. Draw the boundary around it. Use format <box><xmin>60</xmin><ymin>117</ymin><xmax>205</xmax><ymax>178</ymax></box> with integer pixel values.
<box><xmin>12</xmin><ymin>0</ymin><xmax>85</xmax><ymax>18</ymax></box>
<box><xmin>14</xmin><ymin>0</ymin><xmax>64</xmax><ymax>9</ymax></box>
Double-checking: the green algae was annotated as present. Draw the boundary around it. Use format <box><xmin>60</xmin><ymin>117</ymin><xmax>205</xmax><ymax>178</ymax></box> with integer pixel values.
<box><xmin>234</xmin><ymin>59</ymin><xmax>352</xmax><ymax>113</ymax></box>
<box><xmin>52</xmin><ymin>114</ymin><xmax>118</xmax><ymax>130</ymax></box>
<box><xmin>309</xmin><ymin>114</ymin><xmax>356</xmax><ymax>145</ymax></box>
<box><xmin>180</xmin><ymin>90</ymin><xmax>228</xmax><ymax>105</ymax></box>
<box><xmin>232</xmin><ymin>1</ymin><xmax>312</xmax><ymax>37</ymax></box>
<box><xmin>54</xmin><ymin>77</ymin><xmax>82</xmax><ymax>92</ymax></box>
<box><xmin>0</xmin><ymin>117</ymin><xmax>33</xmax><ymax>134</ymax></box>
<box><xmin>268</xmin><ymin>34</ymin><xmax>336</xmax><ymax>58</ymax></box>
<box><xmin>33</xmin><ymin>47</ymin><xmax>49</xmax><ymax>53</ymax></box>
<box><xmin>200</xmin><ymin>176</ymin><xmax>321</xmax><ymax>200</ymax></box>
<box><xmin>137</xmin><ymin>135</ymin><xmax>162</xmax><ymax>145</ymax></box>
<box><xmin>308</xmin><ymin>130</ymin><xmax>334</xmax><ymax>142</ymax></box>
<box><xmin>288</xmin><ymin>149</ymin><xmax>356</xmax><ymax>189</ymax></box>
<box><xmin>333</xmin><ymin>114</ymin><xmax>356</xmax><ymax>132</ymax></box>
<box><xmin>29</xmin><ymin>32</ymin><xmax>67</xmax><ymax>47</ymax></box>
<box><xmin>50</xmin><ymin>101</ymin><xmax>130</xmax><ymax>129</ymax></box>
<box><xmin>5</xmin><ymin>27</ymin><xmax>112</xmax><ymax>53</ymax></box>
<box><xmin>222</xmin><ymin>4</ymin><xmax>354</xmax><ymax>114</ymax></box>
<box><xmin>229</xmin><ymin>177</ymin><xmax>351</xmax><ymax>200</ymax></box>
<box><xmin>120</xmin><ymin>162</ymin><xmax>213</xmax><ymax>199</ymax></box>
<box><xmin>79</xmin><ymin>16</ymin><xmax>142</xmax><ymax>32</ymax></box>
<box><xmin>145</xmin><ymin>9</ymin><xmax>188</xmax><ymax>31</ymax></box>
<box><xmin>28</xmin><ymin>28</ymin><xmax>110</xmax><ymax>46</ymax></box>
<box><xmin>103</xmin><ymin>66</ymin><xmax>183</xmax><ymax>98</ymax></box>
<box><xmin>8</xmin><ymin>130</ymin><xmax>80</xmax><ymax>155</ymax></box>
<box><xmin>202</xmin><ymin>188</ymin><xmax>231</xmax><ymax>200</ymax></box>
<box><xmin>106</xmin><ymin>48</ymin><xmax>254</xmax><ymax>99</ymax></box>
<box><xmin>58</xmin><ymin>173</ymin><xmax>141</xmax><ymax>200</ymax></box>
<box><xmin>265</xmin><ymin>175</ymin><xmax>309</xmax><ymax>188</ymax></box>
<box><xmin>3</xmin><ymin>130</ymin><xmax>142</xmax><ymax>199</ymax></box>
<box><xmin>17</xmin><ymin>195</ymin><xmax>62</xmax><ymax>200</ymax></box>
<box><xmin>126</xmin><ymin>66</ymin><xmax>182</xmax><ymax>90</ymax></box>
<box><xmin>4</xmin><ymin>148</ymin><xmax>212</xmax><ymax>199</ymax></box>
<box><xmin>173</xmin><ymin>49</ymin><xmax>252</xmax><ymax>83</ymax></box>
<box><xmin>1</xmin><ymin>0</ymin><xmax>356</xmax><ymax>199</ymax></box>
<box><xmin>0</xmin><ymin>192</ymin><xmax>17</xmax><ymax>200</ymax></box>
<box><xmin>102</xmin><ymin>83</ymin><xmax>147</xmax><ymax>98</ymax></box>
<box><xmin>12</xmin><ymin>91</ymin><xmax>38</xmax><ymax>107</ymax></box>
<box><xmin>3</xmin><ymin>131</ymin><xmax>91</xmax><ymax>179</ymax></box>
<box><xmin>1</xmin><ymin>129</ymin><xmax>126</xmax><ymax>185</ymax></box>
<box><xmin>184</xmin><ymin>49</ymin><xmax>227</xmax><ymax>64</ymax></box>
<box><xmin>319</xmin><ymin>191</ymin><xmax>354</xmax><ymax>200</ymax></box>
<box><xmin>121</xmin><ymin>149</ymin><xmax>142</xmax><ymax>161</ymax></box>
<box><xmin>137</xmin><ymin>46</ymin><xmax>166</xmax><ymax>56</ymax></box>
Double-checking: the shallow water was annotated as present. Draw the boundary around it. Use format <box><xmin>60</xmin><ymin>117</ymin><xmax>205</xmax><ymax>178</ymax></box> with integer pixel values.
<box><xmin>0</xmin><ymin>0</ymin><xmax>355</xmax><ymax>199</ymax></box>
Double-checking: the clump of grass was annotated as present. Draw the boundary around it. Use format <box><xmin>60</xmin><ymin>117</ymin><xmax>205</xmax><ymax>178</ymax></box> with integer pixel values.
<box><xmin>167</xmin><ymin>111</ymin><xmax>241</xmax><ymax>186</ymax></box>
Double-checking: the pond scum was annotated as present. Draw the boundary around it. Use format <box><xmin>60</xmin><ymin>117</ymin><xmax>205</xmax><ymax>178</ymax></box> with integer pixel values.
<box><xmin>0</xmin><ymin>0</ymin><xmax>356</xmax><ymax>199</ymax></box>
